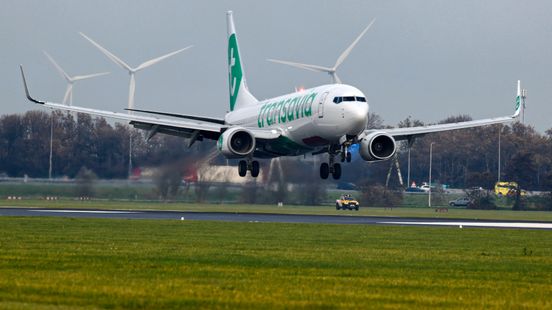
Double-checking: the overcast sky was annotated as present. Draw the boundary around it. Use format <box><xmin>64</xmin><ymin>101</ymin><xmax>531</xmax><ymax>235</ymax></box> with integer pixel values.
<box><xmin>2</xmin><ymin>0</ymin><xmax>551</xmax><ymax>132</ymax></box>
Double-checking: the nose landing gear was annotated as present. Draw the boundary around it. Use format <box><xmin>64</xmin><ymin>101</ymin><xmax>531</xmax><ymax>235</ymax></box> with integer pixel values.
<box><xmin>320</xmin><ymin>142</ymin><xmax>355</xmax><ymax>179</ymax></box>
<box><xmin>340</xmin><ymin>145</ymin><xmax>352</xmax><ymax>163</ymax></box>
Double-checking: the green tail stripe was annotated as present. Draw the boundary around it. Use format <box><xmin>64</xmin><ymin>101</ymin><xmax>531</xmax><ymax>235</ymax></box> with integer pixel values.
<box><xmin>228</xmin><ymin>34</ymin><xmax>242</xmax><ymax>111</ymax></box>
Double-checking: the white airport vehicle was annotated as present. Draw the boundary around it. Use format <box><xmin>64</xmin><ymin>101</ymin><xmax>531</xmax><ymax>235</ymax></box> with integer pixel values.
<box><xmin>20</xmin><ymin>11</ymin><xmax>522</xmax><ymax>180</ymax></box>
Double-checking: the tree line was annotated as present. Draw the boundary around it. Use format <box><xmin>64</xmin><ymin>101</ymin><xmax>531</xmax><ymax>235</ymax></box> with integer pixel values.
<box><xmin>0</xmin><ymin>110</ymin><xmax>551</xmax><ymax>192</ymax></box>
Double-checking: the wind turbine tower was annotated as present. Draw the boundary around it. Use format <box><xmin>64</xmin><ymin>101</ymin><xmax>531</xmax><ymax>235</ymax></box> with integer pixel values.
<box><xmin>79</xmin><ymin>33</ymin><xmax>192</xmax><ymax>178</ymax></box>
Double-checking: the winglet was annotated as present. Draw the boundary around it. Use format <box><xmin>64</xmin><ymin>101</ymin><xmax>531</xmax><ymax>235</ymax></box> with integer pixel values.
<box><xmin>513</xmin><ymin>80</ymin><xmax>522</xmax><ymax>118</ymax></box>
<box><xmin>19</xmin><ymin>65</ymin><xmax>45</xmax><ymax>104</ymax></box>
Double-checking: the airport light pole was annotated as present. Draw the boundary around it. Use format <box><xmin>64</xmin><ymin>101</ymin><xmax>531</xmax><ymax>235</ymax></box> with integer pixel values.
<box><xmin>406</xmin><ymin>137</ymin><xmax>413</xmax><ymax>188</ymax></box>
<box><xmin>407</xmin><ymin>147</ymin><xmax>410</xmax><ymax>187</ymax></box>
<box><xmin>428</xmin><ymin>142</ymin><xmax>435</xmax><ymax>208</ymax></box>
<box><xmin>521</xmin><ymin>89</ymin><xmax>527</xmax><ymax>124</ymax></box>
<box><xmin>498</xmin><ymin>125</ymin><xmax>502</xmax><ymax>183</ymax></box>
<box><xmin>49</xmin><ymin>112</ymin><xmax>54</xmax><ymax>180</ymax></box>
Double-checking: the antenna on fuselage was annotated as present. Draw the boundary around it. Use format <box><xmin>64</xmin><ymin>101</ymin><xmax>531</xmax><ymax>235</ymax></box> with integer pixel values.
<box><xmin>267</xmin><ymin>19</ymin><xmax>375</xmax><ymax>84</ymax></box>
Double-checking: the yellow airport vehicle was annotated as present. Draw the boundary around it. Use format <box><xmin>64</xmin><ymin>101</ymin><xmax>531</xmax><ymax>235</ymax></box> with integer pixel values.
<box><xmin>336</xmin><ymin>194</ymin><xmax>360</xmax><ymax>211</ymax></box>
<box><xmin>494</xmin><ymin>181</ymin><xmax>526</xmax><ymax>196</ymax></box>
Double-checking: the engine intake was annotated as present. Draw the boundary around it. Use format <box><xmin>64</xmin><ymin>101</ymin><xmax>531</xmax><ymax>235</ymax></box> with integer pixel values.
<box><xmin>217</xmin><ymin>127</ymin><xmax>256</xmax><ymax>158</ymax></box>
<box><xmin>360</xmin><ymin>132</ymin><xmax>396</xmax><ymax>161</ymax></box>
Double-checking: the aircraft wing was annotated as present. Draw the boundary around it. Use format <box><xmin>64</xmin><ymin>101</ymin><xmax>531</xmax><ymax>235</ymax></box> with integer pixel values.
<box><xmin>20</xmin><ymin>66</ymin><xmax>281</xmax><ymax>143</ymax></box>
<box><xmin>376</xmin><ymin>115</ymin><xmax>517</xmax><ymax>141</ymax></box>
<box><xmin>21</xmin><ymin>65</ymin><xmax>223</xmax><ymax>141</ymax></box>
<box><xmin>364</xmin><ymin>97</ymin><xmax>521</xmax><ymax>141</ymax></box>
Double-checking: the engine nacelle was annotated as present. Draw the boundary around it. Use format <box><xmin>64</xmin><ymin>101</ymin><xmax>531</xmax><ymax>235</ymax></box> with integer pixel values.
<box><xmin>217</xmin><ymin>127</ymin><xmax>256</xmax><ymax>158</ymax></box>
<box><xmin>359</xmin><ymin>132</ymin><xmax>396</xmax><ymax>161</ymax></box>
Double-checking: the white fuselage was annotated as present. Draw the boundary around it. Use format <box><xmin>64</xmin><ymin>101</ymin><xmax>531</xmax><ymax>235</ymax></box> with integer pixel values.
<box><xmin>225</xmin><ymin>84</ymin><xmax>369</xmax><ymax>155</ymax></box>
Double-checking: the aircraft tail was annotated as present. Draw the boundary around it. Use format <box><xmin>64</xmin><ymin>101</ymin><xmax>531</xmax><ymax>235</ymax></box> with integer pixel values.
<box><xmin>227</xmin><ymin>11</ymin><xmax>257</xmax><ymax>111</ymax></box>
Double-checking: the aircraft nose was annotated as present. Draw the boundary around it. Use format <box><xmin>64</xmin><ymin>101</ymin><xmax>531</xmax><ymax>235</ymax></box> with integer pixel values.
<box><xmin>345</xmin><ymin>102</ymin><xmax>369</xmax><ymax>135</ymax></box>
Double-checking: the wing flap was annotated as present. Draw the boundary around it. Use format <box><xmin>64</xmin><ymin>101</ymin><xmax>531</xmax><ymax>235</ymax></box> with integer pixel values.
<box><xmin>126</xmin><ymin>108</ymin><xmax>226</xmax><ymax>125</ymax></box>
<box><xmin>40</xmin><ymin>101</ymin><xmax>223</xmax><ymax>133</ymax></box>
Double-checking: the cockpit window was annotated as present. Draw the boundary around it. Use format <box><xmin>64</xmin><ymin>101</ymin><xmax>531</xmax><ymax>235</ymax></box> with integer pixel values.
<box><xmin>333</xmin><ymin>96</ymin><xmax>366</xmax><ymax>103</ymax></box>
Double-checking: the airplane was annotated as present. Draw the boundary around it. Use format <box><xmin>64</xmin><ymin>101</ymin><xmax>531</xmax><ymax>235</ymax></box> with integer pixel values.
<box><xmin>20</xmin><ymin>11</ymin><xmax>522</xmax><ymax>180</ymax></box>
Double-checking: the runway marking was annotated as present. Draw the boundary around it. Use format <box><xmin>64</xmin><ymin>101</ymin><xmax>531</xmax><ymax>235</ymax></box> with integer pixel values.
<box><xmin>31</xmin><ymin>210</ymin><xmax>139</xmax><ymax>214</ymax></box>
<box><xmin>380</xmin><ymin>221</ymin><xmax>552</xmax><ymax>229</ymax></box>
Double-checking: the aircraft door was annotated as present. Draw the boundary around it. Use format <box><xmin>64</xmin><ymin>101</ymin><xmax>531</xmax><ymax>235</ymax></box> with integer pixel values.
<box><xmin>318</xmin><ymin>92</ymin><xmax>328</xmax><ymax>118</ymax></box>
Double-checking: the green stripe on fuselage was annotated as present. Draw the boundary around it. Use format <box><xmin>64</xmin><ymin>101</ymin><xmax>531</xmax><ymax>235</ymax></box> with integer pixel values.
<box><xmin>260</xmin><ymin>135</ymin><xmax>313</xmax><ymax>157</ymax></box>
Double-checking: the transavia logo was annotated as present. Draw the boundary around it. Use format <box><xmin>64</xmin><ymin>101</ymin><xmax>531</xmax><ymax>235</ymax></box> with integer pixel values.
<box><xmin>228</xmin><ymin>34</ymin><xmax>242</xmax><ymax>111</ymax></box>
<box><xmin>516</xmin><ymin>96</ymin><xmax>521</xmax><ymax>111</ymax></box>
<box><xmin>257</xmin><ymin>92</ymin><xmax>316</xmax><ymax>128</ymax></box>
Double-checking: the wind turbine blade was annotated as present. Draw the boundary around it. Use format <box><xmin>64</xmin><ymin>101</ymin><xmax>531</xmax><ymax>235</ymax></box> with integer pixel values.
<box><xmin>135</xmin><ymin>45</ymin><xmax>193</xmax><ymax>72</ymax></box>
<box><xmin>334</xmin><ymin>18</ymin><xmax>376</xmax><ymax>69</ymax></box>
<box><xmin>43</xmin><ymin>51</ymin><xmax>71</xmax><ymax>82</ymax></box>
<box><xmin>267</xmin><ymin>59</ymin><xmax>332</xmax><ymax>73</ymax></box>
<box><xmin>333</xmin><ymin>73</ymin><xmax>342</xmax><ymax>84</ymax></box>
<box><xmin>128</xmin><ymin>73</ymin><xmax>136</xmax><ymax>110</ymax></box>
<box><xmin>72</xmin><ymin>72</ymin><xmax>110</xmax><ymax>81</ymax></box>
<box><xmin>79</xmin><ymin>32</ymin><xmax>133</xmax><ymax>72</ymax></box>
<box><xmin>62</xmin><ymin>84</ymin><xmax>72</xmax><ymax>105</ymax></box>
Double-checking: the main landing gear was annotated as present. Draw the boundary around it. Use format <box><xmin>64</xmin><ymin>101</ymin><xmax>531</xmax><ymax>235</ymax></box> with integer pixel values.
<box><xmin>320</xmin><ymin>154</ymin><xmax>342</xmax><ymax>180</ymax></box>
<box><xmin>238</xmin><ymin>159</ymin><xmax>260</xmax><ymax>177</ymax></box>
<box><xmin>320</xmin><ymin>162</ymin><xmax>341</xmax><ymax>180</ymax></box>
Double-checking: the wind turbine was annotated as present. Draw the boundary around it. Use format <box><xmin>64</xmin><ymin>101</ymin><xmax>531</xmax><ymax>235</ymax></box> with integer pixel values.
<box><xmin>267</xmin><ymin>19</ymin><xmax>376</xmax><ymax>84</ymax></box>
<box><xmin>79</xmin><ymin>32</ymin><xmax>192</xmax><ymax>110</ymax></box>
<box><xmin>43</xmin><ymin>51</ymin><xmax>109</xmax><ymax>105</ymax></box>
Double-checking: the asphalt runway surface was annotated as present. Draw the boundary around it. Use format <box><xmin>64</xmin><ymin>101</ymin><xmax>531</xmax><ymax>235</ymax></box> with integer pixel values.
<box><xmin>1</xmin><ymin>207</ymin><xmax>552</xmax><ymax>230</ymax></box>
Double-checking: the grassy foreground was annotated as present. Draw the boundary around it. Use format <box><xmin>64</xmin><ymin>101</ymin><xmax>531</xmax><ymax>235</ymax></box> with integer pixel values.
<box><xmin>3</xmin><ymin>199</ymin><xmax>552</xmax><ymax>221</ymax></box>
<box><xmin>0</xmin><ymin>217</ymin><xmax>550</xmax><ymax>309</ymax></box>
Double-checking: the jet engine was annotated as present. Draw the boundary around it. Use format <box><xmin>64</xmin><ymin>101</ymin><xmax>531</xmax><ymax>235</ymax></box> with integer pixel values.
<box><xmin>359</xmin><ymin>132</ymin><xmax>396</xmax><ymax>161</ymax></box>
<box><xmin>217</xmin><ymin>127</ymin><xmax>256</xmax><ymax>158</ymax></box>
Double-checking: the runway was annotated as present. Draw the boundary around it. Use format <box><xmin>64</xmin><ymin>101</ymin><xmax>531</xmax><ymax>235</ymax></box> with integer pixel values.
<box><xmin>1</xmin><ymin>207</ymin><xmax>552</xmax><ymax>229</ymax></box>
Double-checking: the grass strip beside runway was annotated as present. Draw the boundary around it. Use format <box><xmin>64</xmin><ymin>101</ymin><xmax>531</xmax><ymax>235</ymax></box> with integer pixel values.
<box><xmin>0</xmin><ymin>217</ymin><xmax>550</xmax><ymax>309</ymax></box>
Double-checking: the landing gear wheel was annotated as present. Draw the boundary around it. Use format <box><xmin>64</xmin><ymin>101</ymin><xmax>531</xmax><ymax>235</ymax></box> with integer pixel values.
<box><xmin>251</xmin><ymin>161</ymin><xmax>260</xmax><ymax>178</ymax></box>
<box><xmin>238</xmin><ymin>160</ymin><xmax>247</xmax><ymax>177</ymax></box>
<box><xmin>332</xmin><ymin>163</ymin><xmax>342</xmax><ymax>180</ymax></box>
<box><xmin>320</xmin><ymin>163</ymin><xmax>330</xmax><ymax>179</ymax></box>
<box><xmin>346</xmin><ymin>152</ymin><xmax>352</xmax><ymax>163</ymax></box>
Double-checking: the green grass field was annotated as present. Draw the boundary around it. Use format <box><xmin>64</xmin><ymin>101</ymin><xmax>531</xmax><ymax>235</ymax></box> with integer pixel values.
<box><xmin>0</xmin><ymin>217</ymin><xmax>550</xmax><ymax>309</ymax></box>
<box><xmin>3</xmin><ymin>199</ymin><xmax>552</xmax><ymax>222</ymax></box>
